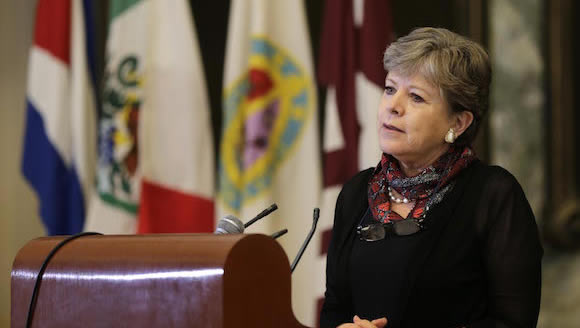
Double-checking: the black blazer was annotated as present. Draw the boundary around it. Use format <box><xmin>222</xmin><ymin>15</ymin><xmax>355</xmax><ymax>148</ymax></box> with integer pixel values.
<box><xmin>320</xmin><ymin>160</ymin><xmax>543</xmax><ymax>328</ymax></box>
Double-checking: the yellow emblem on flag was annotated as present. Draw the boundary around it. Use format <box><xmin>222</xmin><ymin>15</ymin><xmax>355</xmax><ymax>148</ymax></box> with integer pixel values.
<box><xmin>219</xmin><ymin>36</ymin><xmax>314</xmax><ymax>213</ymax></box>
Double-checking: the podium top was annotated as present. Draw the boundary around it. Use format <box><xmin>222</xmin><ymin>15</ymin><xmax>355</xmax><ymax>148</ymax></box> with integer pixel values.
<box><xmin>12</xmin><ymin>233</ymin><xmax>309</xmax><ymax>328</ymax></box>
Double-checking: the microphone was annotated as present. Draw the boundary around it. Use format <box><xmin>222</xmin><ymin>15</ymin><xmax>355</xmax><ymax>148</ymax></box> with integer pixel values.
<box><xmin>290</xmin><ymin>208</ymin><xmax>320</xmax><ymax>273</ymax></box>
<box><xmin>270</xmin><ymin>228</ymin><xmax>288</xmax><ymax>239</ymax></box>
<box><xmin>214</xmin><ymin>215</ymin><xmax>245</xmax><ymax>234</ymax></box>
<box><xmin>243</xmin><ymin>203</ymin><xmax>278</xmax><ymax>228</ymax></box>
<box><xmin>215</xmin><ymin>204</ymin><xmax>278</xmax><ymax>235</ymax></box>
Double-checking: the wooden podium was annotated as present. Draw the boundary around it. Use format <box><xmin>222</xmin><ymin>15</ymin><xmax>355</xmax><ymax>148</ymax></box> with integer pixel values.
<box><xmin>11</xmin><ymin>234</ymin><xmax>309</xmax><ymax>328</ymax></box>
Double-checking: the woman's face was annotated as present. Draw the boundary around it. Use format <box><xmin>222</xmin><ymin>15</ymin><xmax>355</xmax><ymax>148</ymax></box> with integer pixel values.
<box><xmin>377</xmin><ymin>70</ymin><xmax>454</xmax><ymax>166</ymax></box>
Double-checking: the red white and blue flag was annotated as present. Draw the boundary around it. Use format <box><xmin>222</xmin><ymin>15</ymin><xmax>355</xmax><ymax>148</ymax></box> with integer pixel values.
<box><xmin>22</xmin><ymin>0</ymin><xmax>97</xmax><ymax>235</ymax></box>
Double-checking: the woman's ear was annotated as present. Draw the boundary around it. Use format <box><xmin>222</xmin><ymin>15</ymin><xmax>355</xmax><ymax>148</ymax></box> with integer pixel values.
<box><xmin>452</xmin><ymin>110</ymin><xmax>474</xmax><ymax>137</ymax></box>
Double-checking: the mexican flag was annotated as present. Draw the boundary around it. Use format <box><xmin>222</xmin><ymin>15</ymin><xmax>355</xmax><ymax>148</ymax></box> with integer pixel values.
<box><xmin>84</xmin><ymin>0</ymin><xmax>146</xmax><ymax>233</ymax></box>
<box><xmin>137</xmin><ymin>0</ymin><xmax>214</xmax><ymax>233</ymax></box>
<box><xmin>85</xmin><ymin>0</ymin><xmax>213</xmax><ymax>234</ymax></box>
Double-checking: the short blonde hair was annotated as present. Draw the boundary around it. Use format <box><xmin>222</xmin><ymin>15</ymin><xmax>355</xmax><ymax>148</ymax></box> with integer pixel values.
<box><xmin>383</xmin><ymin>27</ymin><xmax>491</xmax><ymax>145</ymax></box>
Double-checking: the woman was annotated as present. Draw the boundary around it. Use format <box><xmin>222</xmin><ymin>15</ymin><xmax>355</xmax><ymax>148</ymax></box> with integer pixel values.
<box><xmin>320</xmin><ymin>27</ymin><xmax>543</xmax><ymax>328</ymax></box>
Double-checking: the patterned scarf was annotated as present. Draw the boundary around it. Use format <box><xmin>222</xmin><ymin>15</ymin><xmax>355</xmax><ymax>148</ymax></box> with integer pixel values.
<box><xmin>368</xmin><ymin>146</ymin><xmax>477</xmax><ymax>223</ymax></box>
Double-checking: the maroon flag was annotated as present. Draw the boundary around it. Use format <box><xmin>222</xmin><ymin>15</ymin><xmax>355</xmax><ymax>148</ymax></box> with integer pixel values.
<box><xmin>318</xmin><ymin>0</ymin><xmax>393</xmax><ymax>186</ymax></box>
<box><xmin>316</xmin><ymin>0</ymin><xmax>394</xmax><ymax>326</ymax></box>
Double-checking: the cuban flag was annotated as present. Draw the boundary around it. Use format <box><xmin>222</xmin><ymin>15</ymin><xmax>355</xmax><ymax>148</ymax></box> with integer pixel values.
<box><xmin>21</xmin><ymin>0</ymin><xmax>97</xmax><ymax>235</ymax></box>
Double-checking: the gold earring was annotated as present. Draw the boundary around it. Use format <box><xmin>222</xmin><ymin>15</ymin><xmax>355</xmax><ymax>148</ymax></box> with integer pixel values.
<box><xmin>445</xmin><ymin>128</ymin><xmax>456</xmax><ymax>144</ymax></box>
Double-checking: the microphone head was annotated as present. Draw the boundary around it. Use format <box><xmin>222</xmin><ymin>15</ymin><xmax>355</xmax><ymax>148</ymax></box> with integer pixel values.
<box><xmin>215</xmin><ymin>215</ymin><xmax>245</xmax><ymax>234</ymax></box>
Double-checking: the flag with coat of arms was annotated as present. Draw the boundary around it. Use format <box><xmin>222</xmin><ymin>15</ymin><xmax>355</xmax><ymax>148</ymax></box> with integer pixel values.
<box><xmin>218</xmin><ymin>0</ymin><xmax>321</xmax><ymax>325</ymax></box>
<box><xmin>84</xmin><ymin>0</ymin><xmax>214</xmax><ymax>234</ymax></box>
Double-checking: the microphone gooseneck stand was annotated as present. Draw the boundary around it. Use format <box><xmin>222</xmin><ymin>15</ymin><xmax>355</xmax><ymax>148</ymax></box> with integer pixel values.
<box><xmin>290</xmin><ymin>208</ymin><xmax>320</xmax><ymax>273</ymax></box>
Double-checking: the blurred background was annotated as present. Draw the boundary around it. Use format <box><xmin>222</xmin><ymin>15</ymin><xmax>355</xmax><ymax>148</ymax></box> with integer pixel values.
<box><xmin>1</xmin><ymin>0</ymin><xmax>579</xmax><ymax>327</ymax></box>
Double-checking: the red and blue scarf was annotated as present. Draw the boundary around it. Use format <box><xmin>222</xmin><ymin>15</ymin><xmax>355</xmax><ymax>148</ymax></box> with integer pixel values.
<box><xmin>368</xmin><ymin>146</ymin><xmax>477</xmax><ymax>223</ymax></box>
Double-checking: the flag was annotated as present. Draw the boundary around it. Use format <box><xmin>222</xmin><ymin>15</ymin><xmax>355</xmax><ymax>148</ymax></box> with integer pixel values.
<box><xmin>218</xmin><ymin>0</ymin><xmax>321</xmax><ymax>324</ymax></box>
<box><xmin>84</xmin><ymin>0</ymin><xmax>214</xmax><ymax>234</ymax></box>
<box><xmin>316</xmin><ymin>0</ymin><xmax>394</xmax><ymax>324</ymax></box>
<box><xmin>84</xmin><ymin>0</ymin><xmax>148</xmax><ymax>234</ymax></box>
<box><xmin>136</xmin><ymin>0</ymin><xmax>214</xmax><ymax>233</ymax></box>
<box><xmin>22</xmin><ymin>0</ymin><xmax>97</xmax><ymax>235</ymax></box>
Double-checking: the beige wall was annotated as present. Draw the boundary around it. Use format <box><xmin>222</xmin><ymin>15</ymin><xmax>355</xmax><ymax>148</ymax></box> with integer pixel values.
<box><xmin>0</xmin><ymin>0</ymin><xmax>45</xmax><ymax>326</ymax></box>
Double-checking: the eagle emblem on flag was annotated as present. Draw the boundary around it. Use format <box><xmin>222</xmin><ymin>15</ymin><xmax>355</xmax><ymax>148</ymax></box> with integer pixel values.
<box><xmin>96</xmin><ymin>54</ymin><xmax>143</xmax><ymax>213</ymax></box>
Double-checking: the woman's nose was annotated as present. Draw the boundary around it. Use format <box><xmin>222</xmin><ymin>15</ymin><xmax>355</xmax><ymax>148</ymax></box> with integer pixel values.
<box><xmin>387</xmin><ymin>92</ymin><xmax>404</xmax><ymax>115</ymax></box>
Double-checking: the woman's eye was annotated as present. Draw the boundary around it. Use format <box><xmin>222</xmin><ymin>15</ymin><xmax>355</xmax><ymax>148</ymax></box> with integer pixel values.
<box><xmin>384</xmin><ymin>86</ymin><xmax>396</xmax><ymax>95</ymax></box>
<box><xmin>410</xmin><ymin>93</ymin><xmax>425</xmax><ymax>103</ymax></box>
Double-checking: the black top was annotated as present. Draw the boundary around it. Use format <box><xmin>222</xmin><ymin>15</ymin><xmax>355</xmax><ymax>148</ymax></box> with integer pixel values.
<box><xmin>320</xmin><ymin>160</ymin><xmax>543</xmax><ymax>328</ymax></box>
<box><xmin>350</xmin><ymin>208</ymin><xmax>427</xmax><ymax>325</ymax></box>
